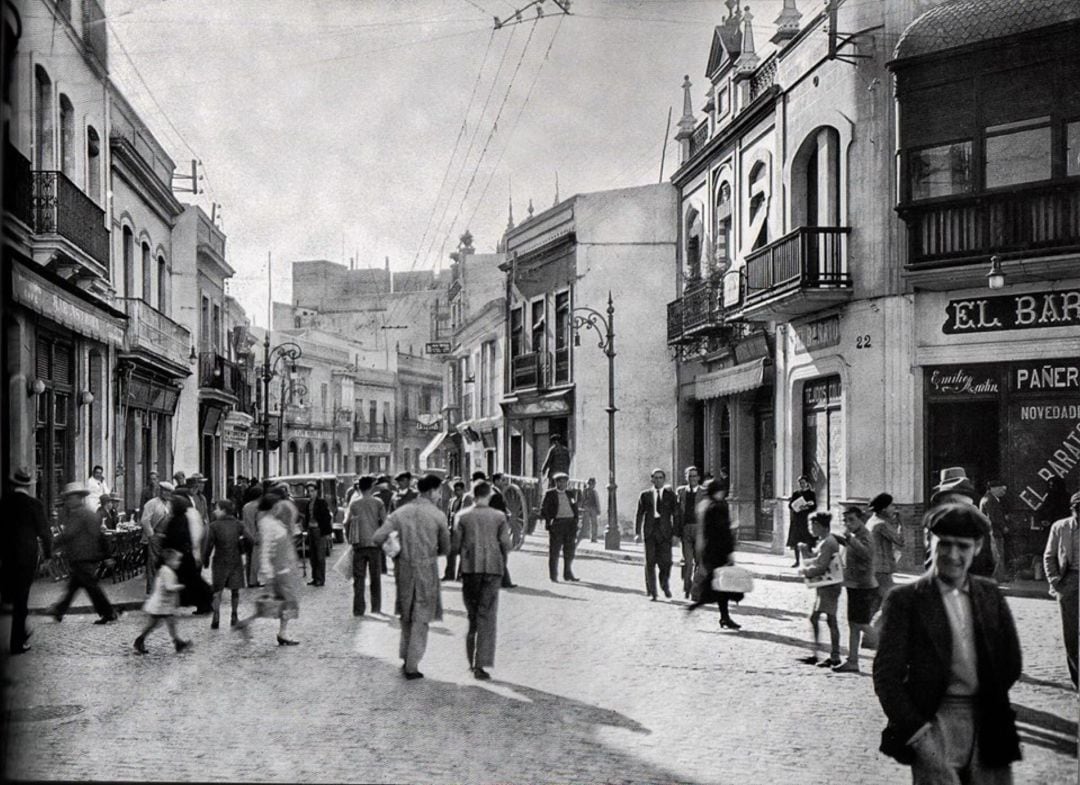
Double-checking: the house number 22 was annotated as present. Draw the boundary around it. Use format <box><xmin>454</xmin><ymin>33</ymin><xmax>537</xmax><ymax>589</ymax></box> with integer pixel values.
<box><xmin>855</xmin><ymin>334</ymin><xmax>872</xmax><ymax>349</ymax></box>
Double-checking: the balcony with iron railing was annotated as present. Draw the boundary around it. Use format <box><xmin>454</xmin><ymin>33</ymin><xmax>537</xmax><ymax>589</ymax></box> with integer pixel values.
<box><xmin>31</xmin><ymin>170</ymin><xmax>110</xmax><ymax>269</ymax></box>
<box><xmin>666</xmin><ymin>280</ymin><xmax>723</xmax><ymax>345</ymax></box>
<box><xmin>119</xmin><ymin>299</ymin><xmax>192</xmax><ymax>372</ymax></box>
<box><xmin>198</xmin><ymin>352</ymin><xmax>244</xmax><ymax>400</ymax></box>
<box><xmin>737</xmin><ymin>226</ymin><xmax>852</xmax><ymax>321</ymax></box>
<box><xmin>899</xmin><ymin>180</ymin><xmax>1080</xmax><ymax>286</ymax></box>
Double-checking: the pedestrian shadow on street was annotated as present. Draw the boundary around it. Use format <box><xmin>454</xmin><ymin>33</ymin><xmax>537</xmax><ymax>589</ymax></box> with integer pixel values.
<box><xmin>500</xmin><ymin>585</ymin><xmax>588</xmax><ymax>602</ymax></box>
<box><xmin>574</xmin><ymin>581</ymin><xmax>649</xmax><ymax>598</ymax></box>
<box><xmin>729</xmin><ymin>603</ymin><xmax>801</xmax><ymax>622</ymax></box>
<box><xmin>698</xmin><ymin>627</ymin><xmax>819</xmax><ymax>655</ymax></box>
<box><xmin>1019</xmin><ymin>673</ymin><xmax>1076</xmax><ymax>692</ymax></box>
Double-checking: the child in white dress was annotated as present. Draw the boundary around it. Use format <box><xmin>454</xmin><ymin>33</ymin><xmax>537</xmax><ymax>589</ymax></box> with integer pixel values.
<box><xmin>134</xmin><ymin>549</ymin><xmax>191</xmax><ymax>654</ymax></box>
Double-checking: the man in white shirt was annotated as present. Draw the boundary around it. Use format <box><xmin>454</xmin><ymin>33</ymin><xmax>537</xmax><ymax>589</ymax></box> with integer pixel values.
<box><xmin>140</xmin><ymin>481</ymin><xmax>174</xmax><ymax>594</ymax></box>
<box><xmin>86</xmin><ymin>465</ymin><xmax>110</xmax><ymax>510</ymax></box>
<box><xmin>873</xmin><ymin>504</ymin><xmax>1021</xmax><ymax>784</ymax></box>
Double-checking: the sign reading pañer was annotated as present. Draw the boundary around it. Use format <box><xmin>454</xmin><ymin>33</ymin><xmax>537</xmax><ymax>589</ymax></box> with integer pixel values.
<box><xmin>942</xmin><ymin>289</ymin><xmax>1080</xmax><ymax>334</ymax></box>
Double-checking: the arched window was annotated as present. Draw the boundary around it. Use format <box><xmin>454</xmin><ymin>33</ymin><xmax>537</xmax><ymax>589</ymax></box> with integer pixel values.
<box><xmin>34</xmin><ymin>65</ymin><xmax>52</xmax><ymax>168</ymax></box>
<box><xmin>319</xmin><ymin>443</ymin><xmax>329</xmax><ymax>472</ymax></box>
<box><xmin>141</xmin><ymin>241</ymin><xmax>152</xmax><ymax>303</ymax></box>
<box><xmin>58</xmin><ymin>94</ymin><xmax>74</xmax><ymax>178</ymax></box>
<box><xmin>122</xmin><ymin>226</ymin><xmax>134</xmax><ymax>298</ymax></box>
<box><xmin>748</xmin><ymin>162</ymin><xmax>770</xmax><ymax>251</ymax></box>
<box><xmin>157</xmin><ymin>255</ymin><xmax>168</xmax><ymax>313</ymax></box>
<box><xmin>303</xmin><ymin>442</ymin><xmax>314</xmax><ymax>473</ymax></box>
<box><xmin>685</xmin><ymin>206</ymin><xmax>703</xmax><ymax>281</ymax></box>
<box><xmin>792</xmin><ymin>127</ymin><xmax>841</xmax><ymax>229</ymax></box>
<box><xmin>86</xmin><ymin>126</ymin><xmax>101</xmax><ymax>203</ymax></box>
<box><xmin>333</xmin><ymin>443</ymin><xmax>342</xmax><ymax>473</ymax></box>
<box><xmin>288</xmin><ymin>441</ymin><xmax>299</xmax><ymax>474</ymax></box>
<box><xmin>715</xmin><ymin>181</ymin><xmax>732</xmax><ymax>273</ymax></box>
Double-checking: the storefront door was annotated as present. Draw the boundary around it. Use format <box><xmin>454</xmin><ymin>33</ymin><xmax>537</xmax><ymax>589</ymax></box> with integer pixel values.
<box><xmin>33</xmin><ymin>333</ymin><xmax>74</xmax><ymax>515</ymax></box>
<box><xmin>802</xmin><ymin>376</ymin><xmax>843</xmax><ymax>510</ymax></box>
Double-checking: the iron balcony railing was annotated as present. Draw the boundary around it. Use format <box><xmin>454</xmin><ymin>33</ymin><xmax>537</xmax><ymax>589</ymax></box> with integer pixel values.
<box><xmin>119</xmin><ymin>299</ymin><xmax>191</xmax><ymax>369</ymax></box>
<box><xmin>198</xmin><ymin>352</ymin><xmax>244</xmax><ymax>399</ymax></box>
<box><xmin>32</xmin><ymin>170</ymin><xmax>110</xmax><ymax>268</ymax></box>
<box><xmin>743</xmin><ymin>226</ymin><xmax>851</xmax><ymax>306</ymax></box>
<box><xmin>901</xmin><ymin>181</ymin><xmax>1080</xmax><ymax>267</ymax></box>
<box><xmin>666</xmin><ymin>280</ymin><xmax>723</xmax><ymax>345</ymax></box>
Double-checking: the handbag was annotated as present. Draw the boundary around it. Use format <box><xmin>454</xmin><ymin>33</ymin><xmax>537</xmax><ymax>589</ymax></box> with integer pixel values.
<box><xmin>254</xmin><ymin>594</ymin><xmax>285</xmax><ymax>619</ymax></box>
<box><xmin>381</xmin><ymin>530</ymin><xmax>401</xmax><ymax>559</ymax></box>
<box><xmin>804</xmin><ymin>551</ymin><xmax>844</xmax><ymax>589</ymax></box>
<box><xmin>711</xmin><ymin>565</ymin><xmax>754</xmax><ymax>594</ymax></box>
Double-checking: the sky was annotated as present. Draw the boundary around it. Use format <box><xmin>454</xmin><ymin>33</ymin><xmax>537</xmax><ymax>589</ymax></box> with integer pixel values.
<box><xmin>105</xmin><ymin>0</ymin><xmax>783</xmax><ymax>328</ymax></box>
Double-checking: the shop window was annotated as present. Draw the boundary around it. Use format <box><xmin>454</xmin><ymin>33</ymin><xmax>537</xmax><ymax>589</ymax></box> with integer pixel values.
<box><xmin>908</xmin><ymin>141</ymin><xmax>972</xmax><ymax>201</ymax></box>
<box><xmin>801</xmin><ymin>376</ymin><xmax>843</xmax><ymax>510</ymax></box>
<box><xmin>1068</xmin><ymin>120</ymin><xmax>1080</xmax><ymax>177</ymax></box>
<box><xmin>34</xmin><ymin>333</ymin><xmax>74</xmax><ymax>512</ymax></box>
<box><xmin>86</xmin><ymin>126</ymin><xmax>101</xmax><ymax>204</ymax></box>
<box><xmin>985</xmin><ymin>117</ymin><xmax>1051</xmax><ymax>189</ymax></box>
<box><xmin>685</xmin><ymin>206</ymin><xmax>703</xmax><ymax>281</ymax></box>
<box><xmin>34</xmin><ymin>66</ymin><xmax>53</xmax><ymax>169</ymax></box>
<box><xmin>58</xmin><ymin>94</ymin><xmax>74</xmax><ymax>178</ymax></box>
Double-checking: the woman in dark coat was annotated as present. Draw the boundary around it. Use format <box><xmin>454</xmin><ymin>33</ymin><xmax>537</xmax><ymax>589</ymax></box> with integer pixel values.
<box><xmin>686</xmin><ymin>479</ymin><xmax>743</xmax><ymax>629</ymax></box>
<box><xmin>161</xmin><ymin>493</ymin><xmax>213</xmax><ymax>614</ymax></box>
<box><xmin>786</xmin><ymin>475</ymin><xmax>817</xmax><ymax>567</ymax></box>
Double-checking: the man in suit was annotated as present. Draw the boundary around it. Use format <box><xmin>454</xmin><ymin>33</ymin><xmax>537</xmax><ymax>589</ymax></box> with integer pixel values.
<box><xmin>540</xmin><ymin>434</ymin><xmax>572</xmax><ymax>489</ymax></box>
<box><xmin>1043</xmin><ymin>490</ymin><xmax>1080</xmax><ymax>689</ymax></box>
<box><xmin>464</xmin><ymin>472</ymin><xmax>517</xmax><ymax>589</ymax></box>
<box><xmin>979</xmin><ymin>480</ymin><xmax>1010</xmax><ymax>582</ymax></box>
<box><xmin>540</xmin><ymin>472</ymin><xmax>579</xmax><ymax>582</ymax></box>
<box><xmin>675</xmin><ymin>466</ymin><xmax>707</xmax><ymax>599</ymax></box>
<box><xmin>3</xmin><ymin>468</ymin><xmax>54</xmax><ymax>654</ymax></box>
<box><xmin>874</xmin><ymin>503</ymin><xmax>1021</xmax><ymax>784</ymax></box>
<box><xmin>443</xmin><ymin>479</ymin><xmax>466</xmax><ymax>581</ymax></box>
<box><xmin>635</xmin><ymin>468</ymin><xmax>677</xmax><ymax>600</ymax></box>
<box><xmin>925</xmin><ymin>468</ymin><xmax>995</xmax><ymax>578</ymax></box>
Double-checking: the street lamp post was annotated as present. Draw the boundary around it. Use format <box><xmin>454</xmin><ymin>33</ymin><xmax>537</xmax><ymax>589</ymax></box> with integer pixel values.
<box><xmin>261</xmin><ymin>336</ymin><xmax>303</xmax><ymax>478</ymax></box>
<box><xmin>572</xmin><ymin>292</ymin><xmax>620</xmax><ymax>551</ymax></box>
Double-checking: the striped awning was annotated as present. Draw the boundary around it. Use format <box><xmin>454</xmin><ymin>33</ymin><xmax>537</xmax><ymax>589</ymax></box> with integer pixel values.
<box><xmin>694</xmin><ymin>358</ymin><xmax>767</xmax><ymax>401</ymax></box>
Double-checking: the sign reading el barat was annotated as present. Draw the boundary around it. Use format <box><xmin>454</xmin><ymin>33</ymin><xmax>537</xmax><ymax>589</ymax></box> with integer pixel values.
<box><xmin>943</xmin><ymin>289</ymin><xmax>1080</xmax><ymax>334</ymax></box>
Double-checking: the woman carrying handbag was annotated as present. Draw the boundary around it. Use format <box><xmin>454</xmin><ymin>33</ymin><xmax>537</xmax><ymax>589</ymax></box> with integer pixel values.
<box><xmin>685</xmin><ymin>478</ymin><xmax>744</xmax><ymax>629</ymax></box>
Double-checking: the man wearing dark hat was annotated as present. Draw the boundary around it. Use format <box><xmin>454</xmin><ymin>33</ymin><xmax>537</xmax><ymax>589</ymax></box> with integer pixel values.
<box><xmin>3</xmin><ymin>469</ymin><xmax>53</xmax><ymax>653</ymax></box>
<box><xmin>868</xmin><ymin>493</ymin><xmax>904</xmax><ymax>615</ymax></box>
<box><xmin>53</xmin><ymin>482</ymin><xmax>120</xmax><ymax>624</ymax></box>
<box><xmin>392</xmin><ymin>471</ymin><xmax>418</xmax><ymax>511</ymax></box>
<box><xmin>926</xmin><ymin>468</ymin><xmax>995</xmax><ymax>578</ymax></box>
<box><xmin>874</xmin><ymin>503</ymin><xmax>1021</xmax><ymax>783</ymax></box>
<box><xmin>1043</xmin><ymin>490</ymin><xmax>1080</xmax><ymax>689</ymax></box>
<box><xmin>979</xmin><ymin>480</ymin><xmax>1010</xmax><ymax>582</ymax></box>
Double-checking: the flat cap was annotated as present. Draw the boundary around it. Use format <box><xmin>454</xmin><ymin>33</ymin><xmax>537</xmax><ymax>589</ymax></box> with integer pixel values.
<box><xmin>927</xmin><ymin>503</ymin><xmax>989</xmax><ymax>540</ymax></box>
<box><xmin>552</xmin><ymin>471</ymin><xmax>569</xmax><ymax>480</ymax></box>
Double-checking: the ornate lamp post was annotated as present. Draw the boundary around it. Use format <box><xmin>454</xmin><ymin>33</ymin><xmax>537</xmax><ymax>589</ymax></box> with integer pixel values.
<box><xmin>572</xmin><ymin>292</ymin><xmax>620</xmax><ymax>550</ymax></box>
<box><xmin>261</xmin><ymin>336</ymin><xmax>303</xmax><ymax>478</ymax></box>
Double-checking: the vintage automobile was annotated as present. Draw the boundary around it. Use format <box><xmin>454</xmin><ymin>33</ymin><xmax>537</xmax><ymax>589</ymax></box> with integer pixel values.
<box><xmin>266</xmin><ymin>472</ymin><xmax>354</xmax><ymax>542</ymax></box>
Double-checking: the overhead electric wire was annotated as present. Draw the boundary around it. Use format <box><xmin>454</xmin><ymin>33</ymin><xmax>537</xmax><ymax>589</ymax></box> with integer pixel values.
<box><xmin>464</xmin><ymin>13</ymin><xmax>564</xmax><ymax>231</ymax></box>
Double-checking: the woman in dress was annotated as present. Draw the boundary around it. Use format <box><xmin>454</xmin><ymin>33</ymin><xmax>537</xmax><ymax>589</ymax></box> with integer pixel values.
<box><xmin>161</xmin><ymin>492</ymin><xmax>214</xmax><ymax>614</ymax></box>
<box><xmin>686</xmin><ymin>478</ymin><xmax>743</xmax><ymax>629</ymax></box>
<box><xmin>234</xmin><ymin>487</ymin><xmax>301</xmax><ymax>646</ymax></box>
<box><xmin>786</xmin><ymin>475</ymin><xmax>817</xmax><ymax>567</ymax></box>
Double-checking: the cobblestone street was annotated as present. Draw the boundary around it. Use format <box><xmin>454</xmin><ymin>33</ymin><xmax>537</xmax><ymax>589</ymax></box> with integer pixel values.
<box><xmin>2</xmin><ymin>540</ymin><xmax>1076</xmax><ymax>784</ymax></box>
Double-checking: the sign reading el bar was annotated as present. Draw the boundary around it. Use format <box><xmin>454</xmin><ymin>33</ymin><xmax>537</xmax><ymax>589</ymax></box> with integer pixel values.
<box><xmin>425</xmin><ymin>342</ymin><xmax>452</xmax><ymax>354</ymax></box>
<box><xmin>942</xmin><ymin>289</ymin><xmax>1080</xmax><ymax>334</ymax></box>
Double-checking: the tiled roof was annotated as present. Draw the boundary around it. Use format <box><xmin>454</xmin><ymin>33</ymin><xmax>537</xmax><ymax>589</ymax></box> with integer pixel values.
<box><xmin>894</xmin><ymin>0</ymin><xmax>1080</xmax><ymax>60</ymax></box>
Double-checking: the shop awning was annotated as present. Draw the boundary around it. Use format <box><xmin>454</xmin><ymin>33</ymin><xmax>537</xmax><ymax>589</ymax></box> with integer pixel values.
<box><xmin>420</xmin><ymin>430</ymin><xmax>449</xmax><ymax>468</ymax></box>
<box><xmin>694</xmin><ymin>358</ymin><xmax>767</xmax><ymax>401</ymax></box>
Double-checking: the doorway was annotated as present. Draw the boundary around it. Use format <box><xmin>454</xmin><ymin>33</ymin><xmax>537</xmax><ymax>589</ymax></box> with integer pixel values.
<box><xmin>926</xmin><ymin>400</ymin><xmax>999</xmax><ymax>500</ymax></box>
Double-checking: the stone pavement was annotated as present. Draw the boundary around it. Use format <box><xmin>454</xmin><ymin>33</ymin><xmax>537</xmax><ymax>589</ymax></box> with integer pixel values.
<box><xmin>2</xmin><ymin>543</ymin><xmax>1075</xmax><ymax>784</ymax></box>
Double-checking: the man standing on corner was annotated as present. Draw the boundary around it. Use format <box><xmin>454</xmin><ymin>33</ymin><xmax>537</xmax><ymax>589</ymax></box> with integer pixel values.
<box><xmin>540</xmin><ymin>472</ymin><xmax>579</xmax><ymax>582</ymax></box>
<box><xmin>635</xmin><ymin>468</ymin><xmax>677</xmax><ymax>601</ymax></box>
<box><xmin>307</xmin><ymin>482</ymin><xmax>333</xmax><ymax>587</ymax></box>
<box><xmin>1043</xmin><ymin>490</ymin><xmax>1079</xmax><ymax>690</ymax></box>
<box><xmin>675</xmin><ymin>466</ymin><xmax>706</xmax><ymax>599</ymax></box>
<box><xmin>373</xmin><ymin>473</ymin><xmax>450</xmax><ymax>680</ymax></box>
<box><xmin>979</xmin><ymin>479</ymin><xmax>1011</xmax><ymax>582</ymax></box>
<box><xmin>874</xmin><ymin>503</ymin><xmax>1021</xmax><ymax>784</ymax></box>
<box><xmin>452</xmin><ymin>480</ymin><xmax>512</xmax><ymax>680</ymax></box>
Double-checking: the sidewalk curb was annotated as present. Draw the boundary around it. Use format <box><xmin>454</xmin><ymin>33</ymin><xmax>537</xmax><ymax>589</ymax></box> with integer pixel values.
<box><xmin>517</xmin><ymin>542</ymin><xmax>1053</xmax><ymax>601</ymax></box>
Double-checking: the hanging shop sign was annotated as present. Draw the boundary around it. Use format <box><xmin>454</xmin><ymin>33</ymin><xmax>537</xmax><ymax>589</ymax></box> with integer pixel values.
<box><xmin>221</xmin><ymin>423</ymin><xmax>250</xmax><ymax>450</ymax></box>
<box><xmin>942</xmin><ymin>289</ymin><xmax>1080</xmax><ymax>335</ymax></box>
